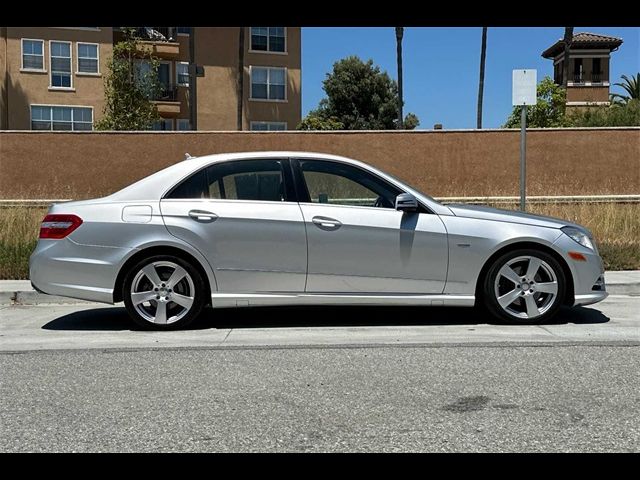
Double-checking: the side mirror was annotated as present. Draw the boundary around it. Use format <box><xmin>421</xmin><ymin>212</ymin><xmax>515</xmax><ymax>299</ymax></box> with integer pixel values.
<box><xmin>395</xmin><ymin>193</ymin><xmax>418</xmax><ymax>212</ymax></box>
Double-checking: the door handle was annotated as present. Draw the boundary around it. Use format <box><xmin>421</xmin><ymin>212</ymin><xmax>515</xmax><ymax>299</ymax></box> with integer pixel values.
<box><xmin>312</xmin><ymin>216</ymin><xmax>342</xmax><ymax>230</ymax></box>
<box><xmin>188</xmin><ymin>209</ymin><xmax>218</xmax><ymax>222</ymax></box>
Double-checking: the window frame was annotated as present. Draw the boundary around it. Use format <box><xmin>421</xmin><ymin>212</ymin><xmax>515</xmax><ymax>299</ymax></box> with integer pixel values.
<box><xmin>249</xmin><ymin>66</ymin><xmax>287</xmax><ymax>102</ymax></box>
<box><xmin>21</xmin><ymin>38</ymin><xmax>46</xmax><ymax>72</ymax></box>
<box><xmin>250</xmin><ymin>121</ymin><xmax>287</xmax><ymax>131</ymax></box>
<box><xmin>76</xmin><ymin>42</ymin><xmax>100</xmax><ymax>76</ymax></box>
<box><xmin>30</xmin><ymin>104</ymin><xmax>93</xmax><ymax>131</ymax></box>
<box><xmin>176</xmin><ymin>61</ymin><xmax>190</xmax><ymax>87</ymax></box>
<box><xmin>49</xmin><ymin>40</ymin><xmax>73</xmax><ymax>90</ymax></box>
<box><xmin>248</xmin><ymin>27</ymin><xmax>287</xmax><ymax>55</ymax></box>
<box><xmin>163</xmin><ymin>158</ymin><xmax>296</xmax><ymax>204</ymax></box>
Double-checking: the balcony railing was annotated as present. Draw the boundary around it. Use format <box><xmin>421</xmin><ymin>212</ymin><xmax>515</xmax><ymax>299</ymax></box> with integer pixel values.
<box><xmin>152</xmin><ymin>84</ymin><xmax>178</xmax><ymax>102</ymax></box>
<box><xmin>591</xmin><ymin>72</ymin><xmax>603</xmax><ymax>83</ymax></box>
<box><xmin>134</xmin><ymin>27</ymin><xmax>178</xmax><ymax>42</ymax></box>
<box><xmin>573</xmin><ymin>73</ymin><xmax>584</xmax><ymax>83</ymax></box>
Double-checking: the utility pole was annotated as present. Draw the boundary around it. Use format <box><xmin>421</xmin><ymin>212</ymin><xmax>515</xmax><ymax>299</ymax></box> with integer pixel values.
<box><xmin>395</xmin><ymin>27</ymin><xmax>404</xmax><ymax>129</ymax></box>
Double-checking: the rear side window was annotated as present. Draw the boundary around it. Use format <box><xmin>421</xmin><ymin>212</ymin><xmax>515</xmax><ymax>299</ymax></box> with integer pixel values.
<box><xmin>165</xmin><ymin>159</ymin><xmax>286</xmax><ymax>201</ymax></box>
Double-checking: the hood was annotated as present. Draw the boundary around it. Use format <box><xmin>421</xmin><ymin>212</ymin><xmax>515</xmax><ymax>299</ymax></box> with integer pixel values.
<box><xmin>448</xmin><ymin>204</ymin><xmax>586</xmax><ymax>231</ymax></box>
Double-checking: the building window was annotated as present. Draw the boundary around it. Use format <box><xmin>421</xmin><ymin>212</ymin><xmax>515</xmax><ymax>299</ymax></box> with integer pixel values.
<box><xmin>50</xmin><ymin>41</ymin><xmax>72</xmax><ymax>88</ymax></box>
<box><xmin>573</xmin><ymin>58</ymin><xmax>583</xmax><ymax>83</ymax></box>
<box><xmin>30</xmin><ymin>105</ymin><xmax>93</xmax><ymax>131</ymax></box>
<box><xmin>176</xmin><ymin>27</ymin><xmax>191</xmax><ymax>35</ymax></box>
<box><xmin>176</xmin><ymin>62</ymin><xmax>189</xmax><ymax>86</ymax></box>
<box><xmin>250</xmin><ymin>27</ymin><xmax>286</xmax><ymax>53</ymax></box>
<box><xmin>152</xmin><ymin>119</ymin><xmax>174</xmax><ymax>131</ymax></box>
<box><xmin>250</xmin><ymin>121</ymin><xmax>287</xmax><ymax>131</ymax></box>
<box><xmin>251</xmin><ymin>67</ymin><xmax>286</xmax><ymax>101</ymax></box>
<box><xmin>22</xmin><ymin>39</ymin><xmax>45</xmax><ymax>71</ymax></box>
<box><xmin>177</xmin><ymin>119</ymin><xmax>191</xmax><ymax>131</ymax></box>
<box><xmin>77</xmin><ymin>43</ymin><xmax>99</xmax><ymax>74</ymax></box>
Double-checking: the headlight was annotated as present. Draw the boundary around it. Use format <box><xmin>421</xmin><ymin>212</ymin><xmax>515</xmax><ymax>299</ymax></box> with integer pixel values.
<box><xmin>562</xmin><ymin>226</ymin><xmax>594</xmax><ymax>251</ymax></box>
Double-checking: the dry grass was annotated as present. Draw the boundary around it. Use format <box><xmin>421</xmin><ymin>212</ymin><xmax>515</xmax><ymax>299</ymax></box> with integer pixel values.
<box><xmin>1</xmin><ymin>202</ymin><xmax>638</xmax><ymax>280</ymax></box>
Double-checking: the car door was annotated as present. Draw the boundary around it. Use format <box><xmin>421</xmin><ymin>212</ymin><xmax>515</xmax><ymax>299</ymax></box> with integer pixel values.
<box><xmin>293</xmin><ymin>158</ymin><xmax>448</xmax><ymax>294</ymax></box>
<box><xmin>160</xmin><ymin>158</ymin><xmax>307</xmax><ymax>293</ymax></box>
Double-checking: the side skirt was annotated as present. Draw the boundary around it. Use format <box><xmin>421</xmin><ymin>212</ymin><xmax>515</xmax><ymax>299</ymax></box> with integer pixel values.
<box><xmin>210</xmin><ymin>293</ymin><xmax>476</xmax><ymax>308</ymax></box>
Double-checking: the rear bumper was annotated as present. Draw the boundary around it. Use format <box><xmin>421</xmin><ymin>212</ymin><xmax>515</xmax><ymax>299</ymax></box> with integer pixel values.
<box><xmin>29</xmin><ymin>238</ymin><xmax>133</xmax><ymax>304</ymax></box>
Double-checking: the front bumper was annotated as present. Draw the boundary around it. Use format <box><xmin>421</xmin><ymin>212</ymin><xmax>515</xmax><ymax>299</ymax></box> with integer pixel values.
<box><xmin>552</xmin><ymin>233</ymin><xmax>608</xmax><ymax>307</ymax></box>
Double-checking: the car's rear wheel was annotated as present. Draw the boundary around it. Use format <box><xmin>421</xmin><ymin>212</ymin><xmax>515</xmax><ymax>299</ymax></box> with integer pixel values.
<box><xmin>123</xmin><ymin>255</ymin><xmax>206</xmax><ymax>330</ymax></box>
<box><xmin>483</xmin><ymin>249</ymin><xmax>566</xmax><ymax>324</ymax></box>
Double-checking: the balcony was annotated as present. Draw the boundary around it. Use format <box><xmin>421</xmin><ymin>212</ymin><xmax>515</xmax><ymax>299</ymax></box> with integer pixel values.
<box><xmin>572</xmin><ymin>72</ymin><xmax>606</xmax><ymax>85</ymax></box>
<box><xmin>128</xmin><ymin>27</ymin><xmax>181</xmax><ymax>59</ymax></box>
<box><xmin>151</xmin><ymin>84</ymin><xmax>181</xmax><ymax>116</ymax></box>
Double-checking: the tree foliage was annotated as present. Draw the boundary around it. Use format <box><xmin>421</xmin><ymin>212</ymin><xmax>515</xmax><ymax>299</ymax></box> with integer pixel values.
<box><xmin>568</xmin><ymin>99</ymin><xmax>640</xmax><ymax>127</ymax></box>
<box><xmin>610</xmin><ymin>73</ymin><xmax>640</xmax><ymax>105</ymax></box>
<box><xmin>503</xmin><ymin>76</ymin><xmax>569</xmax><ymax>128</ymax></box>
<box><xmin>297</xmin><ymin>56</ymin><xmax>419</xmax><ymax>130</ymax></box>
<box><xmin>95</xmin><ymin>27</ymin><xmax>161</xmax><ymax>131</ymax></box>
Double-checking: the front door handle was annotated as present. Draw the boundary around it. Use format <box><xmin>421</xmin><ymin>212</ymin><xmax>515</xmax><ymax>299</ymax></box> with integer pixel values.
<box><xmin>188</xmin><ymin>209</ymin><xmax>218</xmax><ymax>223</ymax></box>
<box><xmin>312</xmin><ymin>216</ymin><xmax>342</xmax><ymax>231</ymax></box>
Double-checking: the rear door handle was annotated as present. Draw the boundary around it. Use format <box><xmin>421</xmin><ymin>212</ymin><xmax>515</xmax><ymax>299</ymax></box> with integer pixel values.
<box><xmin>188</xmin><ymin>209</ymin><xmax>218</xmax><ymax>222</ymax></box>
<box><xmin>312</xmin><ymin>216</ymin><xmax>342</xmax><ymax>231</ymax></box>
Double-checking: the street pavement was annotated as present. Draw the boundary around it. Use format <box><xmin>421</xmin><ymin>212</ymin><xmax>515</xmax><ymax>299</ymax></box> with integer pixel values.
<box><xmin>1</xmin><ymin>296</ymin><xmax>639</xmax><ymax>452</ymax></box>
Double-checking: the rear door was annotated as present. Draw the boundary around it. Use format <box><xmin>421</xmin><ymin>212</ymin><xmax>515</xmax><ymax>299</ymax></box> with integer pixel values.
<box><xmin>160</xmin><ymin>158</ymin><xmax>307</xmax><ymax>293</ymax></box>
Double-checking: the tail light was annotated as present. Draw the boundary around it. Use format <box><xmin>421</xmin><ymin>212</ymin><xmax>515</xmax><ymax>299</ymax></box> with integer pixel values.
<box><xmin>39</xmin><ymin>214</ymin><xmax>83</xmax><ymax>239</ymax></box>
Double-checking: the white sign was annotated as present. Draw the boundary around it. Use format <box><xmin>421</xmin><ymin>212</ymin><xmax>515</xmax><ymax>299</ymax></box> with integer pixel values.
<box><xmin>512</xmin><ymin>69</ymin><xmax>537</xmax><ymax>106</ymax></box>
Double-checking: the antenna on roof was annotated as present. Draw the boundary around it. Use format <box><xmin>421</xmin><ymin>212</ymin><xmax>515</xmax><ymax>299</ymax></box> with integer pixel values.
<box><xmin>184</xmin><ymin>152</ymin><xmax>195</xmax><ymax>160</ymax></box>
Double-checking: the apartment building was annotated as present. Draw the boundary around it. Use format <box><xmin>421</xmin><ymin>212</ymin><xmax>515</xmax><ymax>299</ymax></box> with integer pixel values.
<box><xmin>0</xmin><ymin>27</ymin><xmax>301</xmax><ymax>131</ymax></box>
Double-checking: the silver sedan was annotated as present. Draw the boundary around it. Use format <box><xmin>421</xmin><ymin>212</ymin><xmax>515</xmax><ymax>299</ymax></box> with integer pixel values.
<box><xmin>30</xmin><ymin>151</ymin><xmax>607</xmax><ymax>329</ymax></box>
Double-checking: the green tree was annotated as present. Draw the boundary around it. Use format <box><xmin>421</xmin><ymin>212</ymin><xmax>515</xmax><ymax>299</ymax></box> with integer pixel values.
<box><xmin>610</xmin><ymin>73</ymin><xmax>640</xmax><ymax>105</ymax></box>
<box><xmin>95</xmin><ymin>27</ymin><xmax>161</xmax><ymax>130</ymax></box>
<box><xmin>567</xmin><ymin>99</ymin><xmax>640</xmax><ymax>127</ymax></box>
<box><xmin>503</xmin><ymin>76</ymin><xmax>569</xmax><ymax>128</ymax></box>
<box><xmin>298</xmin><ymin>56</ymin><xmax>419</xmax><ymax>130</ymax></box>
<box><xmin>297</xmin><ymin>112</ymin><xmax>344</xmax><ymax>130</ymax></box>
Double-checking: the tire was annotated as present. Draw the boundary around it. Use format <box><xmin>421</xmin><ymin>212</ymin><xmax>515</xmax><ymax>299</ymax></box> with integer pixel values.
<box><xmin>482</xmin><ymin>248</ymin><xmax>567</xmax><ymax>324</ymax></box>
<box><xmin>123</xmin><ymin>255</ymin><xmax>206</xmax><ymax>330</ymax></box>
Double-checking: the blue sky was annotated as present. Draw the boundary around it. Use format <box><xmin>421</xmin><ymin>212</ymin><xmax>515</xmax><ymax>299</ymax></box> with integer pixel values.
<box><xmin>301</xmin><ymin>27</ymin><xmax>640</xmax><ymax>129</ymax></box>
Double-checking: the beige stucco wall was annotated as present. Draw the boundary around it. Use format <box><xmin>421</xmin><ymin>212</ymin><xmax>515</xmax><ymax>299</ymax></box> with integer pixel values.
<box><xmin>3</xmin><ymin>27</ymin><xmax>113</xmax><ymax>129</ymax></box>
<box><xmin>195</xmin><ymin>27</ymin><xmax>301</xmax><ymax>131</ymax></box>
<box><xmin>1</xmin><ymin>128</ymin><xmax>638</xmax><ymax>199</ymax></box>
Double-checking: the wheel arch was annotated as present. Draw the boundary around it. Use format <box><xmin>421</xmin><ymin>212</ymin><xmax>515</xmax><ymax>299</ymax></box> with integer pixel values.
<box><xmin>113</xmin><ymin>246</ymin><xmax>213</xmax><ymax>304</ymax></box>
<box><xmin>474</xmin><ymin>241</ymin><xmax>574</xmax><ymax>306</ymax></box>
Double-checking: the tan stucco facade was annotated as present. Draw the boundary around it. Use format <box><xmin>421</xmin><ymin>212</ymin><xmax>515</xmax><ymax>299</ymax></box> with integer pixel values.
<box><xmin>1</xmin><ymin>27</ymin><xmax>113</xmax><ymax>130</ymax></box>
<box><xmin>0</xmin><ymin>27</ymin><xmax>301</xmax><ymax>131</ymax></box>
<box><xmin>195</xmin><ymin>27</ymin><xmax>301</xmax><ymax>130</ymax></box>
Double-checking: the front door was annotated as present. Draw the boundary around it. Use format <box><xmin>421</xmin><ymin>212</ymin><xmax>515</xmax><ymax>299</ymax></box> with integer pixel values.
<box><xmin>294</xmin><ymin>158</ymin><xmax>449</xmax><ymax>294</ymax></box>
<box><xmin>160</xmin><ymin>159</ymin><xmax>307</xmax><ymax>293</ymax></box>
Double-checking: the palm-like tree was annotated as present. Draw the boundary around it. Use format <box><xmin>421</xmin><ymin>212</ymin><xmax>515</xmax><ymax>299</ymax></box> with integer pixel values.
<box><xmin>237</xmin><ymin>27</ymin><xmax>245</xmax><ymax>130</ymax></box>
<box><xmin>562</xmin><ymin>27</ymin><xmax>574</xmax><ymax>87</ymax></box>
<box><xmin>610</xmin><ymin>73</ymin><xmax>640</xmax><ymax>104</ymax></box>
<box><xmin>477</xmin><ymin>27</ymin><xmax>488</xmax><ymax>129</ymax></box>
<box><xmin>395</xmin><ymin>27</ymin><xmax>404</xmax><ymax>129</ymax></box>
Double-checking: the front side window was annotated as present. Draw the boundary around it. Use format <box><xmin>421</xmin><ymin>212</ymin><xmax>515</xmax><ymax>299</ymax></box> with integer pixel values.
<box><xmin>30</xmin><ymin>105</ymin><xmax>93</xmax><ymax>131</ymax></box>
<box><xmin>251</xmin><ymin>67</ymin><xmax>286</xmax><ymax>100</ymax></box>
<box><xmin>299</xmin><ymin>160</ymin><xmax>400</xmax><ymax>209</ymax></box>
<box><xmin>77</xmin><ymin>43</ymin><xmax>98</xmax><ymax>74</ymax></box>
<box><xmin>250</xmin><ymin>27</ymin><xmax>285</xmax><ymax>53</ymax></box>
<box><xmin>50</xmin><ymin>41</ymin><xmax>72</xmax><ymax>87</ymax></box>
<box><xmin>22</xmin><ymin>39</ymin><xmax>44</xmax><ymax>70</ymax></box>
<box><xmin>166</xmin><ymin>160</ymin><xmax>286</xmax><ymax>202</ymax></box>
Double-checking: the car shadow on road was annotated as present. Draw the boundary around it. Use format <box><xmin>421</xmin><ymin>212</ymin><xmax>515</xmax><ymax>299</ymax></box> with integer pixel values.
<box><xmin>42</xmin><ymin>304</ymin><xmax>610</xmax><ymax>331</ymax></box>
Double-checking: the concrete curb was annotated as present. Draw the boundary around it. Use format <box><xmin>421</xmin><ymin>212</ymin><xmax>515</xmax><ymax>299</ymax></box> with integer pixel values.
<box><xmin>1</xmin><ymin>278</ymin><xmax>637</xmax><ymax>306</ymax></box>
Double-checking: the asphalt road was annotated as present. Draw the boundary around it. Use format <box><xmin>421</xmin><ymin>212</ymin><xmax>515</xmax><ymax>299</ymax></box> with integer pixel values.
<box><xmin>1</xmin><ymin>295</ymin><xmax>639</xmax><ymax>452</ymax></box>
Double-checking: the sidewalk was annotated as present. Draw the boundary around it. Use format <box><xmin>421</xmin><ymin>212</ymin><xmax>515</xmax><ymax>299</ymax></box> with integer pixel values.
<box><xmin>1</xmin><ymin>272</ymin><xmax>638</xmax><ymax>305</ymax></box>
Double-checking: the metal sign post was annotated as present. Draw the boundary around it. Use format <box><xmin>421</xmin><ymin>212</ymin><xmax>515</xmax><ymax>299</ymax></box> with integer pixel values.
<box><xmin>512</xmin><ymin>69</ymin><xmax>537</xmax><ymax>211</ymax></box>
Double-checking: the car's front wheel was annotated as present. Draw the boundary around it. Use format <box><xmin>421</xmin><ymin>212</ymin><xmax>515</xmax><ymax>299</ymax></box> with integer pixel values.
<box><xmin>483</xmin><ymin>249</ymin><xmax>567</xmax><ymax>324</ymax></box>
<box><xmin>123</xmin><ymin>255</ymin><xmax>206</xmax><ymax>330</ymax></box>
